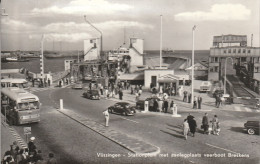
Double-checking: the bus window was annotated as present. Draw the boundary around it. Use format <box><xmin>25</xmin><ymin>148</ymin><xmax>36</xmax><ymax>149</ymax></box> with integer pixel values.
<box><xmin>11</xmin><ymin>84</ymin><xmax>18</xmax><ymax>87</ymax></box>
<box><xmin>18</xmin><ymin>102</ymin><xmax>39</xmax><ymax>110</ymax></box>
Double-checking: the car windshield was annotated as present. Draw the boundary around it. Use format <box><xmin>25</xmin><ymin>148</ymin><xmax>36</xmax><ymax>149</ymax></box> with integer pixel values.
<box><xmin>91</xmin><ymin>90</ymin><xmax>99</xmax><ymax>94</ymax></box>
<box><xmin>18</xmin><ymin>101</ymin><xmax>39</xmax><ymax>111</ymax></box>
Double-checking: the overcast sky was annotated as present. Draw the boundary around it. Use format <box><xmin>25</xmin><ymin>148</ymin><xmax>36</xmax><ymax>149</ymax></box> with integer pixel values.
<box><xmin>1</xmin><ymin>0</ymin><xmax>259</xmax><ymax>51</ymax></box>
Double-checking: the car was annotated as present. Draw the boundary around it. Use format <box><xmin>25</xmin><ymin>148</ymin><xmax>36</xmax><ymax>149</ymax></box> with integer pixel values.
<box><xmin>244</xmin><ymin>120</ymin><xmax>259</xmax><ymax>135</ymax></box>
<box><xmin>108</xmin><ymin>102</ymin><xmax>136</xmax><ymax>116</ymax></box>
<box><xmin>136</xmin><ymin>97</ymin><xmax>161</xmax><ymax>111</ymax></box>
<box><xmin>199</xmin><ymin>81</ymin><xmax>212</xmax><ymax>92</ymax></box>
<box><xmin>72</xmin><ymin>82</ymin><xmax>83</xmax><ymax>89</ymax></box>
<box><xmin>83</xmin><ymin>89</ymin><xmax>100</xmax><ymax>100</ymax></box>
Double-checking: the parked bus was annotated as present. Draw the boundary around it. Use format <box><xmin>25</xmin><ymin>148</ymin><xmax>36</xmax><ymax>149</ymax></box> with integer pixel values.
<box><xmin>1</xmin><ymin>87</ymin><xmax>40</xmax><ymax>125</ymax></box>
<box><xmin>1</xmin><ymin>78</ymin><xmax>29</xmax><ymax>90</ymax></box>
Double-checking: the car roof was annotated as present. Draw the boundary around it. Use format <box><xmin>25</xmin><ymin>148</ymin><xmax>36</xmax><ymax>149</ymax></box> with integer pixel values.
<box><xmin>116</xmin><ymin>102</ymin><xmax>130</xmax><ymax>105</ymax></box>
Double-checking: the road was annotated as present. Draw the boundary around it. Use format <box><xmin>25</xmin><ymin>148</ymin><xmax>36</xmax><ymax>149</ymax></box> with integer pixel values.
<box><xmin>11</xmin><ymin>87</ymin><xmax>260</xmax><ymax>164</ymax></box>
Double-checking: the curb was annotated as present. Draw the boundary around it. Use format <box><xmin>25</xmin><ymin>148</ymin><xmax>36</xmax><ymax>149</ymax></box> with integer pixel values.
<box><xmin>56</xmin><ymin>108</ymin><xmax>160</xmax><ymax>155</ymax></box>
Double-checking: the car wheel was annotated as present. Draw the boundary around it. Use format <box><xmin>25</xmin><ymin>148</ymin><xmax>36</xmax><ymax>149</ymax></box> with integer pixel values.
<box><xmin>108</xmin><ymin>109</ymin><xmax>112</xmax><ymax>113</ymax></box>
<box><xmin>122</xmin><ymin>112</ymin><xmax>127</xmax><ymax>116</ymax></box>
<box><xmin>248</xmin><ymin>128</ymin><xmax>255</xmax><ymax>135</ymax></box>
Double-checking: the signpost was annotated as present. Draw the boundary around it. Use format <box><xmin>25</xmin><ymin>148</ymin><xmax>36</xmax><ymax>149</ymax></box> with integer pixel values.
<box><xmin>24</xmin><ymin>127</ymin><xmax>31</xmax><ymax>143</ymax></box>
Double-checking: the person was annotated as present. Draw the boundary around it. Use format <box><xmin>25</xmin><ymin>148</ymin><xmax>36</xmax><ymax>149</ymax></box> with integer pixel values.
<box><xmin>138</xmin><ymin>88</ymin><xmax>142</xmax><ymax>96</ymax></box>
<box><xmin>170</xmin><ymin>101</ymin><xmax>174</xmax><ymax>113</ymax></box>
<box><xmin>212</xmin><ymin>115</ymin><xmax>219</xmax><ymax>135</ymax></box>
<box><xmin>10</xmin><ymin>141</ymin><xmax>19</xmax><ymax>161</ymax></box>
<box><xmin>119</xmin><ymin>89</ymin><xmax>123</xmax><ymax>100</ymax></box>
<box><xmin>202</xmin><ymin>113</ymin><xmax>209</xmax><ymax>134</ymax></box>
<box><xmin>28</xmin><ymin>137</ymin><xmax>36</xmax><ymax>155</ymax></box>
<box><xmin>216</xmin><ymin>95</ymin><xmax>221</xmax><ymax>108</ymax></box>
<box><xmin>183</xmin><ymin>91</ymin><xmax>187</xmax><ymax>102</ymax></box>
<box><xmin>32</xmin><ymin>79</ymin><xmax>35</xmax><ymax>87</ymax></box>
<box><xmin>103</xmin><ymin>109</ymin><xmax>109</xmax><ymax>127</ymax></box>
<box><xmin>163</xmin><ymin>100</ymin><xmax>168</xmax><ymax>113</ymax></box>
<box><xmin>153</xmin><ymin>99</ymin><xmax>158</xmax><ymax>112</ymax></box>
<box><xmin>48</xmin><ymin>78</ymin><xmax>51</xmax><ymax>87</ymax></box>
<box><xmin>183</xmin><ymin>119</ymin><xmax>189</xmax><ymax>140</ymax></box>
<box><xmin>100</xmin><ymin>85</ymin><xmax>103</xmax><ymax>95</ymax></box>
<box><xmin>105</xmin><ymin>87</ymin><xmax>108</xmax><ymax>99</ymax></box>
<box><xmin>3</xmin><ymin>151</ymin><xmax>14</xmax><ymax>164</ymax></box>
<box><xmin>193</xmin><ymin>96</ymin><xmax>197</xmax><ymax>109</ymax></box>
<box><xmin>59</xmin><ymin>80</ymin><xmax>62</xmax><ymax>87</ymax></box>
<box><xmin>130</xmin><ymin>86</ymin><xmax>134</xmax><ymax>95</ymax></box>
<box><xmin>188</xmin><ymin>93</ymin><xmax>192</xmax><ymax>103</ymax></box>
<box><xmin>198</xmin><ymin>96</ymin><xmax>202</xmax><ymax>109</ymax></box>
<box><xmin>189</xmin><ymin>117</ymin><xmax>197</xmax><ymax>137</ymax></box>
<box><xmin>47</xmin><ymin>153</ymin><xmax>57</xmax><ymax>164</ymax></box>
<box><xmin>135</xmin><ymin>92</ymin><xmax>139</xmax><ymax>102</ymax></box>
<box><xmin>187</xmin><ymin>113</ymin><xmax>194</xmax><ymax>134</ymax></box>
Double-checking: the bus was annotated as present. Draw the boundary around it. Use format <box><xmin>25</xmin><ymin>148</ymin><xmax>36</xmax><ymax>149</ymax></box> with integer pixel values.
<box><xmin>1</xmin><ymin>87</ymin><xmax>40</xmax><ymax>125</ymax></box>
<box><xmin>1</xmin><ymin>78</ymin><xmax>30</xmax><ymax>90</ymax></box>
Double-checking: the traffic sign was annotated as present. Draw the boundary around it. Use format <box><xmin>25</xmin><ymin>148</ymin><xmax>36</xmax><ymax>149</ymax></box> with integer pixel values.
<box><xmin>24</xmin><ymin>127</ymin><xmax>31</xmax><ymax>135</ymax></box>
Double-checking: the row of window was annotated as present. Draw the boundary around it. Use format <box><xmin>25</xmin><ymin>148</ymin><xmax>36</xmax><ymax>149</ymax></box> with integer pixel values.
<box><xmin>255</xmin><ymin>67</ymin><xmax>260</xmax><ymax>73</ymax></box>
<box><xmin>223</xmin><ymin>49</ymin><xmax>250</xmax><ymax>54</ymax></box>
<box><xmin>210</xmin><ymin>57</ymin><xmax>260</xmax><ymax>63</ymax></box>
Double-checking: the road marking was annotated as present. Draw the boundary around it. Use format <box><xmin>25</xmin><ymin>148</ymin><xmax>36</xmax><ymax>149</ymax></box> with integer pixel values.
<box><xmin>120</xmin><ymin>117</ymin><xmax>139</xmax><ymax>123</ymax></box>
<box><xmin>205</xmin><ymin>143</ymin><xmax>238</xmax><ymax>154</ymax></box>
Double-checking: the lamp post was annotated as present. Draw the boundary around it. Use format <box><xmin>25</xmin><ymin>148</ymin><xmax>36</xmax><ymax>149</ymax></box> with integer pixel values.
<box><xmin>159</xmin><ymin>15</ymin><xmax>163</xmax><ymax>69</ymax></box>
<box><xmin>191</xmin><ymin>25</ymin><xmax>196</xmax><ymax>106</ymax></box>
<box><xmin>224</xmin><ymin>57</ymin><xmax>234</xmax><ymax>95</ymax></box>
<box><xmin>84</xmin><ymin>15</ymin><xmax>103</xmax><ymax>57</ymax></box>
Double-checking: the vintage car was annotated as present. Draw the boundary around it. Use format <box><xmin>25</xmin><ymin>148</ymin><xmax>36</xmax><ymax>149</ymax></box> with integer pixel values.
<box><xmin>199</xmin><ymin>81</ymin><xmax>212</xmax><ymax>92</ymax></box>
<box><xmin>244</xmin><ymin>120</ymin><xmax>259</xmax><ymax>135</ymax></box>
<box><xmin>72</xmin><ymin>81</ymin><xmax>83</xmax><ymax>89</ymax></box>
<box><xmin>83</xmin><ymin>89</ymin><xmax>100</xmax><ymax>100</ymax></box>
<box><xmin>108</xmin><ymin>102</ymin><xmax>136</xmax><ymax>116</ymax></box>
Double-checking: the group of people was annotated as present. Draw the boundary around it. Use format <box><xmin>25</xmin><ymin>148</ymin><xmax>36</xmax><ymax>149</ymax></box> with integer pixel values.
<box><xmin>183</xmin><ymin>113</ymin><xmax>220</xmax><ymax>140</ymax></box>
<box><xmin>2</xmin><ymin>137</ymin><xmax>57</xmax><ymax>164</ymax></box>
<box><xmin>215</xmin><ymin>94</ymin><xmax>224</xmax><ymax>108</ymax></box>
<box><xmin>58</xmin><ymin>77</ymin><xmax>70</xmax><ymax>88</ymax></box>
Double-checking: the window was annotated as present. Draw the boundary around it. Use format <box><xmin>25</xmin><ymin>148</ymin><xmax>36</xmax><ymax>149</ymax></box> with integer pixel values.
<box><xmin>228</xmin><ymin>49</ymin><xmax>231</xmax><ymax>53</ymax></box>
<box><xmin>248</xmin><ymin>50</ymin><xmax>251</xmax><ymax>53</ymax></box>
<box><xmin>243</xmin><ymin>49</ymin><xmax>246</xmax><ymax>53</ymax></box>
<box><xmin>238</xmin><ymin>49</ymin><xmax>241</xmax><ymax>53</ymax></box>
<box><xmin>233</xmin><ymin>49</ymin><xmax>236</xmax><ymax>53</ymax></box>
<box><xmin>214</xmin><ymin>66</ymin><xmax>219</xmax><ymax>72</ymax></box>
<box><xmin>223</xmin><ymin>50</ymin><xmax>226</xmax><ymax>53</ymax></box>
<box><xmin>255</xmin><ymin>67</ymin><xmax>259</xmax><ymax>73</ymax></box>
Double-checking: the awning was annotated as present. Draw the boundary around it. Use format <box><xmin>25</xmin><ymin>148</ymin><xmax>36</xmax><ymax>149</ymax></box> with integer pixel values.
<box><xmin>158</xmin><ymin>74</ymin><xmax>180</xmax><ymax>83</ymax></box>
<box><xmin>119</xmin><ymin>73</ymin><xmax>144</xmax><ymax>81</ymax></box>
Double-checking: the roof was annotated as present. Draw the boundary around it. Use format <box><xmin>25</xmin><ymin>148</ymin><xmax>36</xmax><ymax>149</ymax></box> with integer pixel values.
<box><xmin>1</xmin><ymin>88</ymin><xmax>39</xmax><ymax>102</ymax></box>
<box><xmin>119</xmin><ymin>73</ymin><xmax>144</xmax><ymax>81</ymax></box>
<box><xmin>158</xmin><ymin>74</ymin><xmax>180</xmax><ymax>83</ymax></box>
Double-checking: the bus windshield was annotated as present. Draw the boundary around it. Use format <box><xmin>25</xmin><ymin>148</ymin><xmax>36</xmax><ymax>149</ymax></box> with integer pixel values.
<box><xmin>18</xmin><ymin>101</ymin><xmax>39</xmax><ymax>111</ymax></box>
<box><xmin>11</xmin><ymin>82</ymin><xmax>29</xmax><ymax>88</ymax></box>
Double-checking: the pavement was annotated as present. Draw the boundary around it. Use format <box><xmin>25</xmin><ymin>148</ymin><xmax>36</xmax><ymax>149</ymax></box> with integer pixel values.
<box><xmin>57</xmin><ymin>108</ymin><xmax>160</xmax><ymax>156</ymax></box>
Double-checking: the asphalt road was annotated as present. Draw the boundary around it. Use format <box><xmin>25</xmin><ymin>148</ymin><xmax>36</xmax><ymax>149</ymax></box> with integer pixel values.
<box><xmin>12</xmin><ymin>88</ymin><xmax>260</xmax><ymax>164</ymax></box>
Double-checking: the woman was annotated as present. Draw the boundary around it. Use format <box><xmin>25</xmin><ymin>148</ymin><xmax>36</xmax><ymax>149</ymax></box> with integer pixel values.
<box><xmin>170</xmin><ymin>101</ymin><xmax>174</xmax><ymax>113</ymax></box>
<box><xmin>212</xmin><ymin>115</ymin><xmax>219</xmax><ymax>135</ymax></box>
<box><xmin>189</xmin><ymin>117</ymin><xmax>197</xmax><ymax>137</ymax></box>
<box><xmin>183</xmin><ymin>119</ymin><xmax>189</xmax><ymax>140</ymax></box>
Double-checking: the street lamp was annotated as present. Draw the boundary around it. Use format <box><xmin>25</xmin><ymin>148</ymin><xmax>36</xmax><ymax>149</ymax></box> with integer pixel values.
<box><xmin>191</xmin><ymin>25</ymin><xmax>196</xmax><ymax>106</ymax></box>
<box><xmin>84</xmin><ymin>15</ymin><xmax>103</xmax><ymax>56</ymax></box>
<box><xmin>224</xmin><ymin>57</ymin><xmax>234</xmax><ymax>95</ymax></box>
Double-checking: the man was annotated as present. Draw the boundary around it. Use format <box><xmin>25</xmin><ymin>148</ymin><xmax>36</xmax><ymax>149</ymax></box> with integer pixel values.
<box><xmin>202</xmin><ymin>113</ymin><xmax>209</xmax><ymax>134</ymax></box>
<box><xmin>28</xmin><ymin>137</ymin><xmax>37</xmax><ymax>156</ymax></box>
<box><xmin>163</xmin><ymin>100</ymin><xmax>168</xmax><ymax>113</ymax></box>
<box><xmin>198</xmin><ymin>96</ymin><xmax>202</xmax><ymax>109</ymax></box>
<box><xmin>193</xmin><ymin>96</ymin><xmax>197</xmax><ymax>109</ymax></box>
<box><xmin>183</xmin><ymin>91</ymin><xmax>187</xmax><ymax>102</ymax></box>
<box><xmin>188</xmin><ymin>93</ymin><xmax>192</xmax><ymax>103</ymax></box>
<box><xmin>47</xmin><ymin>78</ymin><xmax>51</xmax><ymax>87</ymax></box>
<box><xmin>103</xmin><ymin>109</ymin><xmax>109</xmax><ymax>127</ymax></box>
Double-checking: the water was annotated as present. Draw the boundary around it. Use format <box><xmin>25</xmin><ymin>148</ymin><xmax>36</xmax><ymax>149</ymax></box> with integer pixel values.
<box><xmin>1</xmin><ymin>57</ymin><xmax>76</xmax><ymax>73</ymax></box>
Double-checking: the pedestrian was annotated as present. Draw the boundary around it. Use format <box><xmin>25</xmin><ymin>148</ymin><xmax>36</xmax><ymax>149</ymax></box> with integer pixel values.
<box><xmin>59</xmin><ymin>80</ymin><xmax>62</xmax><ymax>87</ymax></box>
<box><xmin>183</xmin><ymin>119</ymin><xmax>189</xmax><ymax>140</ymax></box>
<box><xmin>183</xmin><ymin>91</ymin><xmax>187</xmax><ymax>102</ymax></box>
<box><xmin>216</xmin><ymin>95</ymin><xmax>221</xmax><ymax>108</ymax></box>
<box><xmin>188</xmin><ymin>93</ymin><xmax>192</xmax><ymax>103</ymax></box>
<box><xmin>32</xmin><ymin>79</ymin><xmax>35</xmax><ymax>87</ymax></box>
<box><xmin>187</xmin><ymin>113</ymin><xmax>194</xmax><ymax>134</ymax></box>
<box><xmin>170</xmin><ymin>101</ymin><xmax>174</xmax><ymax>113</ymax></box>
<box><xmin>138</xmin><ymin>88</ymin><xmax>142</xmax><ymax>96</ymax></box>
<box><xmin>105</xmin><ymin>87</ymin><xmax>108</xmax><ymax>99</ymax></box>
<box><xmin>198</xmin><ymin>96</ymin><xmax>202</xmax><ymax>109</ymax></box>
<box><xmin>153</xmin><ymin>99</ymin><xmax>158</xmax><ymax>112</ymax></box>
<box><xmin>135</xmin><ymin>92</ymin><xmax>139</xmax><ymax>102</ymax></box>
<box><xmin>103</xmin><ymin>109</ymin><xmax>109</xmax><ymax>127</ymax></box>
<box><xmin>28</xmin><ymin>137</ymin><xmax>36</xmax><ymax>155</ymax></box>
<box><xmin>130</xmin><ymin>86</ymin><xmax>134</xmax><ymax>95</ymax></box>
<box><xmin>193</xmin><ymin>96</ymin><xmax>197</xmax><ymax>109</ymax></box>
<box><xmin>212</xmin><ymin>115</ymin><xmax>219</xmax><ymax>135</ymax></box>
<box><xmin>202</xmin><ymin>113</ymin><xmax>209</xmax><ymax>134</ymax></box>
<box><xmin>100</xmin><ymin>85</ymin><xmax>103</xmax><ymax>95</ymax></box>
<box><xmin>189</xmin><ymin>117</ymin><xmax>197</xmax><ymax>137</ymax></box>
<box><xmin>10</xmin><ymin>141</ymin><xmax>19</xmax><ymax>161</ymax></box>
<box><xmin>48</xmin><ymin>78</ymin><xmax>51</xmax><ymax>87</ymax></box>
<box><xmin>119</xmin><ymin>89</ymin><xmax>123</xmax><ymax>100</ymax></box>
<box><xmin>47</xmin><ymin>153</ymin><xmax>57</xmax><ymax>164</ymax></box>
<box><xmin>16</xmin><ymin>149</ymin><xmax>27</xmax><ymax>164</ymax></box>
<box><xmin>3</xmin><ymin>151</ymin><xmax>14</xmax><ymax>164</ymax></box>
<box><xmin>163</xmin><ymin>100</ymin><xmax>168</xmax><ymax>113</ymax></box>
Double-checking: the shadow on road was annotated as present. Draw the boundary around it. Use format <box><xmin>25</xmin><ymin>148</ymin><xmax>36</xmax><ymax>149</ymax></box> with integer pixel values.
<box><xmin>229</xmin><ymin>127</ymin><xmax>246</xmax><ymax>134</ymax></box>
<box><xmin>160</xmin><ymin>130</ymin><xmax>184</xmax><ymax>139</ymax></box>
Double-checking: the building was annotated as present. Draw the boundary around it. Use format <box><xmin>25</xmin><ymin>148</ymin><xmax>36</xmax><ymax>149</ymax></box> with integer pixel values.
<box><xmin>83</xmin><ymin>38</ymin><xmax>101</xmax><ymax>61</ymax></box>
<box><xmin>208</xmin><ymin>34</ymin><xmax>260</xmax><ymax>94</ymax></box>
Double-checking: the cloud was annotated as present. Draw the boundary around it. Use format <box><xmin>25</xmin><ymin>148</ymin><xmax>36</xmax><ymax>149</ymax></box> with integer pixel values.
<box><xmin>175</xmin><ymin>4</ymin><xmax>251</xmax><ymax>21</ymax></box>
<box><xmin>31</xmin><ymin>0</ymin><xmax>133</xmax><ymax>16</ymax></box>
<box><xmin>1</xmin><ymin>17</ymin><xmax>37</xmax><ymax>32</ymax></box>
<box><xmin>29</xmin><ymin>33</ymin><xmax>92</xmax><ymax>42</ymax></box>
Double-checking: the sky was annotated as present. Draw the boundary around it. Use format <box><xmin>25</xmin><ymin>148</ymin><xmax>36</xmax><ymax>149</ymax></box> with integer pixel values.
<box><xmin>1</xmin><ymin>0</ymin><xmax>259</xmax><ymax>51</ymax></box>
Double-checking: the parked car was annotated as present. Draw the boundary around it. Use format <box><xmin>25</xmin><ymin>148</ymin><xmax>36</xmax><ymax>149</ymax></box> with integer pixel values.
<box><xmin>136</xmin><ymin>97</ymin><xmax>161</xmax><ymax>111</ymax></box>
<box><xmin>199</xmin><ymin>81</ymin><xmax>212</xmax><ymax>92</ymax></box>
<box><xmin>108</xmin><ymin>102</ymin><xmax>136</xmax><ymax>116</ymax></box>
<box><xmin>244</xmin><ymin>120</ymin><xmax>259</xmax><ymax>135</ymax></box>
<box><xmin>72</xmin><ymin>81</ymin><xmax>83</xmax><ymax>89</ymax></box>
<box><xmin>83</xmin><ymin>89</ymin><xmax>100</xmax><ymax>100</ymax></box>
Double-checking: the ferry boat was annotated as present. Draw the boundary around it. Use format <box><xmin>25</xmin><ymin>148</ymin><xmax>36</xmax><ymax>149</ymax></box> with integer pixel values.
<box><xmin>3</xmin><ymin>57</ymin><xmax>29</xmax><ymax>62</ymax></box>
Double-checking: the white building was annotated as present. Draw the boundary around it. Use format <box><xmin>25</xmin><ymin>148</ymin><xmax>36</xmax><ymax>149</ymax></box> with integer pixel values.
<box><xmin>83</xmin><ymin>38</ymin><xmax>101</xmax><ymax>61</ymax></box>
